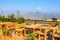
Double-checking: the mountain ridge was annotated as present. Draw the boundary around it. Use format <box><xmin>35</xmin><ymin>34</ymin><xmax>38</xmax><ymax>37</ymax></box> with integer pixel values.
<box><xmin>22</xmin><ymin>12</ymin><xmax>60</xmax><ymax>20</ymax></box>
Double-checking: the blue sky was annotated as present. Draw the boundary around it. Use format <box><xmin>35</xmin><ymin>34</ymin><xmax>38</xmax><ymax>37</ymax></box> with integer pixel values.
<box><xmin>0</xmin><ymin>0</ymin><xmax>60</xmax><ymax>15</ymax></box>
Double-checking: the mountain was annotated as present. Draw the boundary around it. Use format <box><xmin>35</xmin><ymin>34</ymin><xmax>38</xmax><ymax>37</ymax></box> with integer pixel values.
<box><xmin>22</xmin><ymin>12</ymin><xmax>60</xmax><ymax>20</ymax></box>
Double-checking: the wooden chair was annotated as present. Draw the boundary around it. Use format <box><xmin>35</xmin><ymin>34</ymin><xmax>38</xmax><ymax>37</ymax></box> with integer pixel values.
<box><xmin>52</xmin><ymin>26</ymin><xmax>60</xmax><ymax>40</ymax></box>
<box><xmin>34</xmin><ymin>24</ymin><xmax>42</xmax><ymax>40</ymax></box>
<box><xmin>40</xmin><ymin>25</ymin><xmax>51</xmax><ymax>40</ymax></box>
<box><xmin>16</xmin><ymin>28</ymin><xmax>24</xmax><ymax>36</ymax></box>
<box><xmin>23</xmin><ymin>24</ymin><xmax>38</xmax><ymax>37</ymax></box>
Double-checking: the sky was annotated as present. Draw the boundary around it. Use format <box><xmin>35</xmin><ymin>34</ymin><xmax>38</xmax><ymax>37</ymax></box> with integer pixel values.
<box><xmin>0</xmin><ymin>0</ymin><xmax>60</xmax><ymax>15</ymax></box>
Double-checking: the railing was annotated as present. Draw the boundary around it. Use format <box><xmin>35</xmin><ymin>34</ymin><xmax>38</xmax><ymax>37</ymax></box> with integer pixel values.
<box><xmin>0</xmin><ymin>22</ymin><xmax>59</xmax><ymax>40</ymax></box>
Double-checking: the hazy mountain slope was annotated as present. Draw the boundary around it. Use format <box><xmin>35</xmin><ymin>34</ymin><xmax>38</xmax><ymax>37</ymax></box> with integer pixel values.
<box><xmin>23</xmin><ymin>12</ymin><xmax>60</xmax><ymax>20</ymax></box>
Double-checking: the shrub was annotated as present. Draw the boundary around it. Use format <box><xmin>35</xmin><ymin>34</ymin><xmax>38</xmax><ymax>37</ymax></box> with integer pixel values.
<box><xmin>27</xmin><ymin>33</ymin><xmax>36</xmax><ymax>40</ymax></box>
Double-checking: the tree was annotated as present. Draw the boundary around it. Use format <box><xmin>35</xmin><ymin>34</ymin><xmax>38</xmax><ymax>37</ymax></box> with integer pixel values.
<box><xmin>0</xmin><ymin>12</ymin><xmax>25</xmax><ymax>24</ymax></box>
<box><xmin>18</xmin><ymin>16</ymin><xmax>25</xmax><ymax>24</ymax></box>
<box><xmin>0</xmin><ymin>15</ymin><xmax>6</xmax><ymax>22</ymax></box>
<box><xmin>27</xmin><ymin>18</ymin><xmax>30</xmax><ymax>20</ymax></box>
<box><xmin>0</xmin><ymin>15</ymin><xmax>3</xmax><ymax>21</ymax></box>
<box><xmin>7</xmin><ymin>13</ymin><xmax>17</xmax><ymax>22</ymax></box>
<box><xmin>51</xmin><ymin>17</ymin><xmax>57</xmax><ymax>21</ymax></box>
<box><xmin>51</xmin><ymin>17</ymin><xmax>58</xmax><ymax>26</ymax></box>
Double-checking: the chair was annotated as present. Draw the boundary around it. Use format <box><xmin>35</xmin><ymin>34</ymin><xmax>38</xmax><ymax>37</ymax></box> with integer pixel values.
<box><xmin>52</xmin><ymin>26</ymin><xmax>60</xmax><ymax>40</ymax></box>
<box><xmin>38</xmin><ymin>25</ymin><xmax>51</xmax><ymax>40</ymax></box>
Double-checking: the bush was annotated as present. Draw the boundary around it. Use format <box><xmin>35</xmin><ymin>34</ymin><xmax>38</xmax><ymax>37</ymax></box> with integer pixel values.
<box><xmin>27</xmin><ymin>33</ymin><xmax>36</xmax><ymax>40</ymax></box>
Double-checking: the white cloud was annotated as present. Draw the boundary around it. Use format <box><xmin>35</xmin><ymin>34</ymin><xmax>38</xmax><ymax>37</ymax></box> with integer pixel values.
<box><xmin>37</xmin><ymin>7</ymin><xmax>41</xmax><ymax>10</ymax></box>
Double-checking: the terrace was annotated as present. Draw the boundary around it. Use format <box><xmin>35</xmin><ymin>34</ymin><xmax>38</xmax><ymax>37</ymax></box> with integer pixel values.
<box><xmin>0</xmin><ymin>22</ymin><xmax>60</xmax><ymax>40</ymax></box>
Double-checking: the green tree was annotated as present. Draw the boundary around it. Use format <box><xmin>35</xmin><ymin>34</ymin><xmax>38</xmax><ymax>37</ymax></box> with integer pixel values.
<box><xmin>51</xmin><ymin>17</ymin><xmax>58</xmax><ymax>26</ymax></box>
<box><xmin>0</xmin><ymin>15</ymin><xmax>3</xmax><ymax>21</ymax></box>
<box><xmin>0</xmin><ymin>15</ymin><xmax>6</xmax><ymax>22</ymax></box>
<box><xmin>27</xmin><ymin>18</ymin><xmax>30</xmax><ymax>20</ymax></box>
<box><xmin>18</xmin><ymin>16</ymin><xmax>25</xmax><ymax>24</ymax></box>
<box><xmin>51</xmin><ymin>17</ymin><xmax>57</xmax><ymax>21</ymax></box>
<box><xmin>7</xmin><ymin>13</ymin><xmax>17</xmax><ymax>22</ymax></box>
